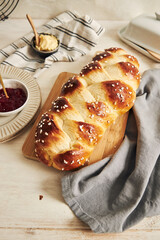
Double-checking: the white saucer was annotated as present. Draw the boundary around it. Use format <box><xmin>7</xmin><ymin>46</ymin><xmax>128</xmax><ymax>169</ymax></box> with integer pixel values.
<box><xmin>0</xmin><ymin>65</ymin><xmax>41</xmax><ymax>143</ymax></box>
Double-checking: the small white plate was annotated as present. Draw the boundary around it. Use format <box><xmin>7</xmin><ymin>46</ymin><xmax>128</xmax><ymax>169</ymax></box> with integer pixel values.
<box><xmin>0</xmin><ymin>65</ymin><xmax>41</xmax><ymax>143</ymax></box>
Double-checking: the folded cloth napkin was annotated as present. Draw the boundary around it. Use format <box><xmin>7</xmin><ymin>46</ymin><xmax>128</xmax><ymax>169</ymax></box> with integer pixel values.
<box><xmin>61</xmin><ymin>68</ymin><xmax>160</xmax><ymax>233</ymax></box>
<box><xmin>0</xmin><ymin>10</ymin><xmax>104</xmax><ymax>78</ymax></box>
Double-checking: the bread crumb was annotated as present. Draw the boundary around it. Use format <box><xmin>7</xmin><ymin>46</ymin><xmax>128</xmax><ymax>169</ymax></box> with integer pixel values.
<box><xmin>39</xmin><ymin>195</ymin><xmax>43</xmax><ymax>200</ymax></box>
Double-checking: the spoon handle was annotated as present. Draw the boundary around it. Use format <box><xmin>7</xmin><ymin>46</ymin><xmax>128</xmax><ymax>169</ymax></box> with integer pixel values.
<box><xmin>26</xmin><ymin>14</ymin><xmax>39</xmax><ymax>46</ymax></box>
<box><xmin>146</xmin><ymin>49</ymin><xmax>160</xmax><ymax>61</ymax></box>
<box><xmin>0</xmin><ymin>74</ymin><xmax>9</xmax><ymax>98</ymax></box>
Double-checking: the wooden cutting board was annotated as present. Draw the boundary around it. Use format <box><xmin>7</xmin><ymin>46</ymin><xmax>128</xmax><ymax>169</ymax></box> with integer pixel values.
<box><xmin>22</xmin><ymin>72</ymin><xmax>128</xmax><ymax>165</ymax></box>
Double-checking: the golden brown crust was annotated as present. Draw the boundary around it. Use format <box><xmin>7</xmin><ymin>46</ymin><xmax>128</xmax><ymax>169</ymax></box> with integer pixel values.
<box><xmin>35</xmin><ymin>48</ymin><xmax>141</xmax><ymax>171</ymax></box>
<box><xmin>53</xmin><ymin>145</ymin><xmax>90</xmax><ymax>171</ymax></box>
<box><xmin>102</xmin><ymin>80</ymin><xmax>136</xmax><ymax>114</ymax></box>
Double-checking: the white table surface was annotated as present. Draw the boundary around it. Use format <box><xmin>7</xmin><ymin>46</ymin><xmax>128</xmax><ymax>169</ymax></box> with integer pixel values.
<box><xmin>0</xmin><ymin>18</ymin><xmax>160</xmax><ymax>240</ymax></box>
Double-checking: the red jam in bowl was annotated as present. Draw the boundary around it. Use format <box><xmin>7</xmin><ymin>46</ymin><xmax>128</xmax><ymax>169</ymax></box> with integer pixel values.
<box><xmin>0</xmin><ymin>88</ymin><xmax>27</xmax><ymax>112</ymax></box>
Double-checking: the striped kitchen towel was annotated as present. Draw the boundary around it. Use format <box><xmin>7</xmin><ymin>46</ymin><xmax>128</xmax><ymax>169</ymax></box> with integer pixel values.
<box><xmin>0</xmin><ymin>10</ymin><xmax>105</xmax><ymax>77</ymax></box>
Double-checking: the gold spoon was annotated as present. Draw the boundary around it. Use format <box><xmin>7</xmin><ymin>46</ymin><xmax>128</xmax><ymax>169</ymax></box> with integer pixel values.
<box><xmin>146</xmin><ymin>49</ymin><xmax>160</xmax><ymax>61</ymax></box>
<box><xmin>26</xmin><ymin>14</ymin><xmax>39</xmax><ymax>46</ymax></box>
<box><xmin>0</xmin><ymin>73</ymin><xmax>9</xmax><ymax>98</ymax></box>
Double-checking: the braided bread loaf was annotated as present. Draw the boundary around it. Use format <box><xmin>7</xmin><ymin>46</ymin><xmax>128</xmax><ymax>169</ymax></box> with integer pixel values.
<box><xmin>35</xmin><ymin>47</ymin><xmax>141</xmax><ymax>171</ymax></box>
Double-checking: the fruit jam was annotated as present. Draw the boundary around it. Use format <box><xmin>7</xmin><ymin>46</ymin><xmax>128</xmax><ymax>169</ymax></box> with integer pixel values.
<box><xmin>0</xmin><ymin>88</ymin><xmax>27</xmax><ymax>112</ymax></box>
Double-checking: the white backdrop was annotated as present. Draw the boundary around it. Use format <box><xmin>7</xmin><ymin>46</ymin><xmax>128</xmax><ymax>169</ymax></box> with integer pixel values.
<box><xmin>11</xmin><ymin>0</ymin><xmax>160</xmax><ymax>20</ymax></box>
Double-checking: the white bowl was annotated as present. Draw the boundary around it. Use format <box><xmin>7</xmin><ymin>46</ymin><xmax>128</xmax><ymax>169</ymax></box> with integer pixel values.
<box><xmin>0</xmin><ymin>79</ymin><xmax>29</xmax><ymax>117</ymax></box>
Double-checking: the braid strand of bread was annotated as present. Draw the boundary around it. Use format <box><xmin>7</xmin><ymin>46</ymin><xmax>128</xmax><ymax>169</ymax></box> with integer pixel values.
<box><xmin>35</xmin><ymin>47</ymin><xmax>141</xmax><ymax>171</ymax></box>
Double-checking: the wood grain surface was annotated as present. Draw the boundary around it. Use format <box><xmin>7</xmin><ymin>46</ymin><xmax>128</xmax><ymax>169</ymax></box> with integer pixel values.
<box><xmin>22</xmin><ymin>72</ymin><xmax>128</xmax><ymax>166</ymax></box>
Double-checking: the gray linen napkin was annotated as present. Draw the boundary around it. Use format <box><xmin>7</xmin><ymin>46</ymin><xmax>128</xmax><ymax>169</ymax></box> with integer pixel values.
<box><xmin>61</xmin><ymin>68</ymin><xmax>160</xmax><ymax>233</ymax></box>
<box><xmin>0</xmin><ymin>10</ymin><xmax>104</xmax><ymax>78</ymax></box>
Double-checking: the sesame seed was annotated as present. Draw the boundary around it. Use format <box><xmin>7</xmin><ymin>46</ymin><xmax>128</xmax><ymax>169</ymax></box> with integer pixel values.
<box><xmin>79</xmin><ymin>125</ymin><xmax>83</xmax><ymax>131</ymax></box>
<box><xmin>45</xmin><ymin>132</ymin><xmax>48</xmax><ymax>136</ymax></box>
<box><xmin>48</xmin><ymin>122</ymin><xmax>51</xmax><ymax>125</ymax></box>
<box><xmin>64</xmin><ymin>160</ymin><xmax>68</xmax><ymax>164</ymax></box>
<box><xmin>40</xmin><ymin>129</ymin><xmax>42</xmax><ymax>134</ymax></box>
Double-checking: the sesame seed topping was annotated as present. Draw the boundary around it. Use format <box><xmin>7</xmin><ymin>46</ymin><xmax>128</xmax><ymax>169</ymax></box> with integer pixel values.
<box><xmin>79</xmin><ymin>125</ymin><xmax>84</xmax><ymax>131</ymax></box>
<box><xmin>45</xmin><ymin>132</ymin><xmax>48</xmax><ymax>136</ymax></box>
<box><xmin>48</xmin><ymin>122</ymin><xmax>51</xmax><ymax>125</ymax></box>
